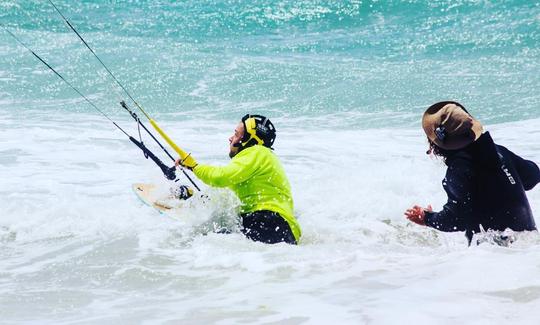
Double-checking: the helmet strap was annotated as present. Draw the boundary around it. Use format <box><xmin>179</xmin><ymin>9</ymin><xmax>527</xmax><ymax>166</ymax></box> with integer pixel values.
<box><xmin>240</xmin><ymin>117</ymin><xmax>264</xmax><ymax>149</ymax></box>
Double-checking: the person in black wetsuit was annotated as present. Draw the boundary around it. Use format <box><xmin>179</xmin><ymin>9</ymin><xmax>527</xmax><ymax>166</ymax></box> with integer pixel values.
<box><xmin>404</xmin><ymin>101</ymin><xmax>540</xmax><ymax>244</ymax></box>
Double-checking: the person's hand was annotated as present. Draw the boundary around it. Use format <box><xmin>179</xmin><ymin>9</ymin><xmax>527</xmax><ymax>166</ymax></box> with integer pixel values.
<box><xmin>404</xmin><ymin>205</ymin><xmax>433</xmax><ymax>226</ymax></box>
<box><xmin>175</xmin><ymin>153</ymin><xmax>198</xmax><ymax>170</ymax></box>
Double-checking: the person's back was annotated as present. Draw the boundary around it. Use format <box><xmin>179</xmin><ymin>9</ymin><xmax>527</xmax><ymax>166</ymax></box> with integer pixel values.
<box><xmin>442</xmin><ymin>131</ymin><xmax>538</xmax><ymax>240</ymax></box>
<box><xmin>226</xmin><ymin>145</ymin><xmax>294</xmax><ymax>222</ymax></box>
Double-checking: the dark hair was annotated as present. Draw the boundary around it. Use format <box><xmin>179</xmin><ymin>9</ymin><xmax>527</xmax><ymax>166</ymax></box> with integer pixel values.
<box><xmin>427</xmin><ymin>139</ymin><xmax>454</xmax><ymax>163</ymax></box>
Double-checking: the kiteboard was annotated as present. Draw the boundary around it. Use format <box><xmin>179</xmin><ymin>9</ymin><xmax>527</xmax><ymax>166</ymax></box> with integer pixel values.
<box><xmin>132</xmin><ymin>183</ymin><xmax>176</xmax><ymax>213</ymax></box>
<box><xmin>133</xmin><ymin>183</ymin><xmax>235</xmax><ymax>232</ymax></box>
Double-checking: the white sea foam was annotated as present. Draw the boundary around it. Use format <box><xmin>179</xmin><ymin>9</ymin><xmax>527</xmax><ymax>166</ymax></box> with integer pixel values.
<box><xmin>1</xmin><ymin>108</ymin><xmax>540</xmax><ymax>323</ymax></box>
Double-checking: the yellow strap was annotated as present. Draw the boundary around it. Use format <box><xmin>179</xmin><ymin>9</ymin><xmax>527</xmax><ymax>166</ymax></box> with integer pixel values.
<box><xmin>149</xmin><ymin>119</ymin><xmax>189</xmax><ymax>159</ymax></box>
<box><xmin>244</xmin><ymin>117</ymin><xmax>264</xmax><ymax>145</ymax></box>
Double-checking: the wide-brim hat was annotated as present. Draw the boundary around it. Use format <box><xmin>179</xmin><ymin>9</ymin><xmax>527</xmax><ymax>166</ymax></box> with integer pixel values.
<box><xmin>422</xmin><ymin>101</ymin><xmax>483</xmax><ymax>150</ymax></box>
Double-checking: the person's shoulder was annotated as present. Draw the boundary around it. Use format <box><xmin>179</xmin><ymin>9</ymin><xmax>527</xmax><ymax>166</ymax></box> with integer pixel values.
<box><xmin>495</xmin><ymin>143</ymin><xmax>513</xmax><ymax>157</ymax></box>
<box><xmin>445</xmin><ymin>151</ymin><xmax>476</xmax><ymax>179</ymax></box>
<box><xmin>446</xmin><ymin>150</ymin><xmax>473</xmax><ymax>166</ymax></box>
<box><xmin>246</xmin><ymin>146</ymin><xmax>279</xmax><ymax>164</ymax></box>
<box><xmin>246</xmin><ymin>145</ymin><xmax>273</xmax><ymax>155</ymax></box>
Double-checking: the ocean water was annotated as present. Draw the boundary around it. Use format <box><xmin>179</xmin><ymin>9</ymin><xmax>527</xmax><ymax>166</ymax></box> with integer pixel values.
<box><xmin>1</xmin><ymin>0</ymin><xmax>540</xmax><ymax>323</ymax></box>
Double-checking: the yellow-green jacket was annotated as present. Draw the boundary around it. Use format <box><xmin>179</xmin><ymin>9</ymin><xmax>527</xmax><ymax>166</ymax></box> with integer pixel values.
<box><xmin>193</xmin><ymin>145</ymin><xmax>301</xmax><ymax>241</ymax></box>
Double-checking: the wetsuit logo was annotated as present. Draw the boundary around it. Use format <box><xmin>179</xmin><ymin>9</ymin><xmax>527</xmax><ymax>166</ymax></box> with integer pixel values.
<box><xmin>501</xmin><ymin>166</ymin><xmax>516</xmax><ymax>185</ymax></box>
<box><xmin>498</xmin><ymin>151</ymin><xmax>516</xmax><ymax>185</ymax></box>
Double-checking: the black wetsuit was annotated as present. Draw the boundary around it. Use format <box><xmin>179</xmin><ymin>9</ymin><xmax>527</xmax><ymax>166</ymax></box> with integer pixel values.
<box><xmin>240</xmin><ymin>210</ymin><xmax>297</xmax><ymax>245</ymax></box>
<box><xmin>425</xmin><ymin>132</ymin><xmax>540</xmax><ymax>243</ymax></box>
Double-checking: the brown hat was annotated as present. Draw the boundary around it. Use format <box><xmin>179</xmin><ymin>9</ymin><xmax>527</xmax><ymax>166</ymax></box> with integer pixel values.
<box><xmin>422</xmin><ymin>101</ymin><xmax>483</xmax><ymax>150</ymax></box>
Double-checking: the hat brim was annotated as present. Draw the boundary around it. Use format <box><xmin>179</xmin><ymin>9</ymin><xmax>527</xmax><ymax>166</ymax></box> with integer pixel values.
<box><xmin>422</xmin><ymin>101</ymin><xmax>483</xmax><ymax>150</ymax></box>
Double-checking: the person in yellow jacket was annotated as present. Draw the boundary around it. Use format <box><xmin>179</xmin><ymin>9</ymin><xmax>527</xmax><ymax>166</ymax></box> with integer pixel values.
<box><xmin>175</xmin><ymin>114</ymin><xmax>301</xmax><ymax>245</ymax></box>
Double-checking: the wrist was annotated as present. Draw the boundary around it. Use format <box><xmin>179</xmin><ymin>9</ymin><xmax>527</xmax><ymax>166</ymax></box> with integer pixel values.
<box><xmin>423</xmin><ymin>210</ymin><xmax>434</xmax><ymax>226</ymax></box>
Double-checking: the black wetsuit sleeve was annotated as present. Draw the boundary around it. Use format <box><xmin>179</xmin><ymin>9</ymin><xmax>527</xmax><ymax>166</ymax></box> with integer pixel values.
<box><xmin>424</xmin><ymin>161</ymin><xmax>474</xmax><ymax>232</ymax></box>
<box><xmin>504</xmin><ymin>148</ymin><xmax>540</xmax><ymax>191</ymax></box>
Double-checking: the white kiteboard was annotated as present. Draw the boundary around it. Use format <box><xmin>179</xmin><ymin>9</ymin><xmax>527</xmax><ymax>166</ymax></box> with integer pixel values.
<box><xmin>132</xmin><ymin>182</ymin><xmax>209</xmax><ymax>216</ymax></box>
<box><xmin>133</xmin><ymin>183</ymin><xmax>237</xmax><ymax>233</ymax></box>
<box><xmin>132</xmin><ymin>183</ymin><xmax>177</xmax><ymax>214</ymax></box>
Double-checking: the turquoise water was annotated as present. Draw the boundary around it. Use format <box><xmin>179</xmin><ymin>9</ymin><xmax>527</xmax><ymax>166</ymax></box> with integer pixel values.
<box><xmin>1</xmin><ymin>0</ymin><xmax>539</xmax><ymax>126</ymax></box>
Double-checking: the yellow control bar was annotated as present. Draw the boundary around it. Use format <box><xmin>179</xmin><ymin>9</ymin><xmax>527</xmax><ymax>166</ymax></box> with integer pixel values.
<box><xmin>149</xmin><ymin>119</ymin><xmax>189</xmax><ymax>159</ymax></box>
